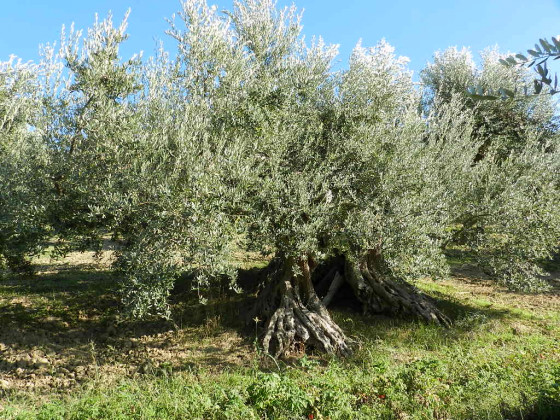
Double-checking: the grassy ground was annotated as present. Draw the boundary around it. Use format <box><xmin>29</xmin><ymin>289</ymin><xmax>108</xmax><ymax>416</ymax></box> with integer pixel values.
<box><xmin>0</xmin><ymin>247</ymin><xmax>559</xmax><ymax>419</ymax></box>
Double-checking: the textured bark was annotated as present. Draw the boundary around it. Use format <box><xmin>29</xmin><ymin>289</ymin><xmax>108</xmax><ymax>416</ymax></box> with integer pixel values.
<box><xmin>321</xmin><ymin>271</ymin><xmax>344</xmax><ymax>307</ymax></box>
<box><xmin>317</xmin><ymin>251</ymin><xmax>451</xmax><ymax>327</ymax></box>
<box><xmin>252</xmin><ymin>255</ymin><xmax>353</xmax><ymax>358</ymax></box>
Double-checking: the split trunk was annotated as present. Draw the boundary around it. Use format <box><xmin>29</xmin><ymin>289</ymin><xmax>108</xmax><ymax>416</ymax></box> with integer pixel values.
<box><xmin>252</xmin><ymin>250</ymin><xmax>450</xmax><ymax>357</ymax></box>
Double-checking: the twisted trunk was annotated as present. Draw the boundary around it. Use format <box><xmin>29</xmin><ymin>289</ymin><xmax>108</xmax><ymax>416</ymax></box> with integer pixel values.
<box><xmin>319</xmin><ymin>250</ymin><xmax>451</xmax><ymax>326</ymax></box>
<box><xmin>252</xmin><ymin>255</ymin><xmax>353</xmax><ymax>357</ymax></box>
<box><xmin>252</xmin><ymin>250</ymin><xmax>449</xmax><ymax>357</ymax></box>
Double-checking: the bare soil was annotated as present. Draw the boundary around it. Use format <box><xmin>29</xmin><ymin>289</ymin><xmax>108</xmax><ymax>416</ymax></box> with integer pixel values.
<box><xmin>1</xmin><ymin>248</ymin><xmax>558</xmax><ymax>396</ymax></box>
<box><xmin>0</xmin><ymin>250</ymin><xmax>255</xmax><ymax>395</ymax></box>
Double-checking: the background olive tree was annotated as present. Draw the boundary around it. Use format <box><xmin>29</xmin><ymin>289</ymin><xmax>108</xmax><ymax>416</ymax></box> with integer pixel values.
<box><xmin>0</xmin><ymin>58</ymin><xmax>51</xmax><ymax>273</ymax></box>
<box><xmin>422</xmin><ymin>47</ymin><xmax>560</xmax><ymax>291</ymax></box>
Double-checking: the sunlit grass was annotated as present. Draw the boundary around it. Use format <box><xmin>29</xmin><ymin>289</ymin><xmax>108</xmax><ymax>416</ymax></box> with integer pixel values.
<box><xmin>0</xmin><ymin>249</ymin><xmax>558</xmax><ymax>419</ymax></box>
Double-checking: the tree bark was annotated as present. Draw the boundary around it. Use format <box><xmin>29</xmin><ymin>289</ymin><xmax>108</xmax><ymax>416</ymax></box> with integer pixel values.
<box><xmin>318</xmin><ymin>250</ymin><xmax>451</xmax><ymax>327</ymax></box>
<box><xmin>252</xmin><ymin>255</ymin><xmax>353</xmax><ymax>358</ymax></box>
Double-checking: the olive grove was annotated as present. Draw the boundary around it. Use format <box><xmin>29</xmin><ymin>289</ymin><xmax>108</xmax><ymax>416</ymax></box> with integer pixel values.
<box><xmin>1</xmin><ymin>0</ymin><xmax>559</xmax><ymax>356</ymax></box>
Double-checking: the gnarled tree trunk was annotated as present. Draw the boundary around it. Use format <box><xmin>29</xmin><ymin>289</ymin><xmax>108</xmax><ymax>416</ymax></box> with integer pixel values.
<box><xmin>317</xmin><ymin>250</ymin><xmax>451</xmax><ymax>327</ymax></box>
<box><xmin>252</xmin><ymin>250</ymin><xmax>450</xmax><ymax>357</ymax></box>
<box><xmin>252</xmin><ymin>255</ymin><xmax>353</xmax><ymax>358</ymax></box>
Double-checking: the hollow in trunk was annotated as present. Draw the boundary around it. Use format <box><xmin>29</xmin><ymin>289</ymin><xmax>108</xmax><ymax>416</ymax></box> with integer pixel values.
<box><xmin>317</xmin><ymin>250</ymin><xmax>451</xmax><ymax>326</ymax></box>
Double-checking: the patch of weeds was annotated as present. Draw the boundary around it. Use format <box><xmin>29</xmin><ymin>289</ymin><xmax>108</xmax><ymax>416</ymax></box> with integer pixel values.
<box><xmin>455</xmin><ymin>311</ymin><xmax>489</xmax><ymax>329</ymax></box>
<box><xmin>298</xmin><ymin>355</ymin><xmax>320</xmax><ymax>370</ymax></box>
<box><xmin>536</xmin><ymin>362</ymin><xmax>560</xmax><ymax>418</ymax></box>
<box><xmin>247</xmin><ymin>372</ymin><xmax>311</xmax><ymax>418</ymax></box>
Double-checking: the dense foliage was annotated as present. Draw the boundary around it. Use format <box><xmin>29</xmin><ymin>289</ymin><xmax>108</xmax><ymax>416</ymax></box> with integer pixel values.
<box><xmin>474</xmin><ymin>36</ymin><xmax>560</xmax><ymax>97</ymax></box>
<box><xmin>1</xmin><ymin>0</ymin><xmax>558</xmax><ymax>354</ymax></box>
<box><xmin>421</xmin><ymin>47</ymin><xmax>560</xmax><ymax>289</ymax></box>
<box><xmin>0</xmin><ymin>58</ymin><xmax>50</xmax><ymax>273</ymax></box>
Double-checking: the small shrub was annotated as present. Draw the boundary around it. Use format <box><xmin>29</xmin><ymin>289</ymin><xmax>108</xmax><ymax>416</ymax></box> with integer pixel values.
<box><xmin>247</xmin><ymin>373</ymin><xmax>312</xmax><ymax>418</ymax></box>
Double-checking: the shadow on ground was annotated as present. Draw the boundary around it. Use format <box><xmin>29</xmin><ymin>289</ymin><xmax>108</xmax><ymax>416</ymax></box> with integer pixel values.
<box><xmin>0</xmin><ymin>263</ymin><xmax>257</xmax><ymax>393</ymax></box>
<box><xmin>1</xmin><ymin>252</ymin><xmax>558</xmax><ymax>394</ymax></box>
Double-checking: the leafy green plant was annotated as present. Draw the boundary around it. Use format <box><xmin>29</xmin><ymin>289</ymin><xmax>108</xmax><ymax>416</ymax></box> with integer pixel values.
<box><xmin>247</xmin><ymin>373</ymin><xmax>312</xmax><ymax>418</ymax></box>
<box><xmin>500</xmin><ymin>36</ymin><xmax>560</xmax><ymax>95</ymax></box>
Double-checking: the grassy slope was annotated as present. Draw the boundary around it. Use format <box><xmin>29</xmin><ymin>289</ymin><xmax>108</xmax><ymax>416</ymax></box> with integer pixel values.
<box><xmin>0</xmin><ymin>248</ymin><xmax>558</xmax><ymax>419</ymax></box>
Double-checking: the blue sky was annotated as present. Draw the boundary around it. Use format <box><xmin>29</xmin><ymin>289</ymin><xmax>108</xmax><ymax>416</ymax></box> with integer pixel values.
<box><xmin>2</xmin><ymin>0</ymin><xmax>560</xmax><ymax>78</ymax></box>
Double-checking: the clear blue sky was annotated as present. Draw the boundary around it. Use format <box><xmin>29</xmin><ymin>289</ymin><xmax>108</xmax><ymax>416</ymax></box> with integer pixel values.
<box><xmin>2</xmin><ymin>0</ymin><xmax>560</xmax><ymax>78</ymax></box>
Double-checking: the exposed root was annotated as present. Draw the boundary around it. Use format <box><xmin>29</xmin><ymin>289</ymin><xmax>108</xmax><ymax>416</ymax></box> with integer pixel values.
<box><xmin>252</xmin><ymin>249</ymin><xmax>450</xmax><ymax>358</ymax></box>
<box><xmin>314</xmin><ymin>251</ymin><xmax>451</xmax><ymax>327</ymax></box>
<box><xmin>345</xmin><ymin>251</ymin><xmax>451</xmax><ymax>326</ymax></box>
<box><xmin>321</xmin><ymin>271</ymin><xmax>344</xmax><ymax>307</ymax></box>
<box><xmin>253</xmin><ymin>256</ymin><xmax>353</xmax><ymax>358</ymax></box>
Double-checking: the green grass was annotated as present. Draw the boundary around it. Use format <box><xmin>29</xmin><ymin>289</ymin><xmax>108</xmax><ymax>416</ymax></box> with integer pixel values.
<box><xmin>0</xmin><ymin>250</ymin><xmax>559</xmax><ymax>419</ymax></box>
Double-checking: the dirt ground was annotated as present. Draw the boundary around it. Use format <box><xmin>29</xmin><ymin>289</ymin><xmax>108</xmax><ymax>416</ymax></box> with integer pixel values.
<box><xmin>0</xmin><ymin>250</ymin><xmax>256</xmax><ymax>394</ymax></box>
<box><xmin>1</xmin><ymin>249</ymin><xmax>558</xmax><ymax>395</ymax></box>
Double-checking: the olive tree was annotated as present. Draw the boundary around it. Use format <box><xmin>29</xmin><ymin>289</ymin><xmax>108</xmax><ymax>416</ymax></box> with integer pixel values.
<box><xmin>421</xmin><ymin>47</ymin><xmax>560</xmax><ymax>291</ymax></box>
<box><xmin>26</xmin><ymin>10</ymin><xmax>231</xmax><ymax>319</ymax></box>
<box><xmin>5</xmin><ymin>0</ymin><xmax>558</xmax><ymax>357</ymax></box>
<box><xmin>154</xmin><ymin>0</ymin><xmax>481</xmax><ymax>355</ymax></box>
<box><xmin>75</xmin><ymin>0</ymin><xmax>456</xmax><ymax>354</ymax></box>
<box><xmin>39</xmin><ymin>13</ymin><xmax>144</xmax><ymax>250</ymax></box>
<box><xmin>0</xmin><ymin>58</ymin><xmax>51</xmax><ymax>272</ymax></box>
